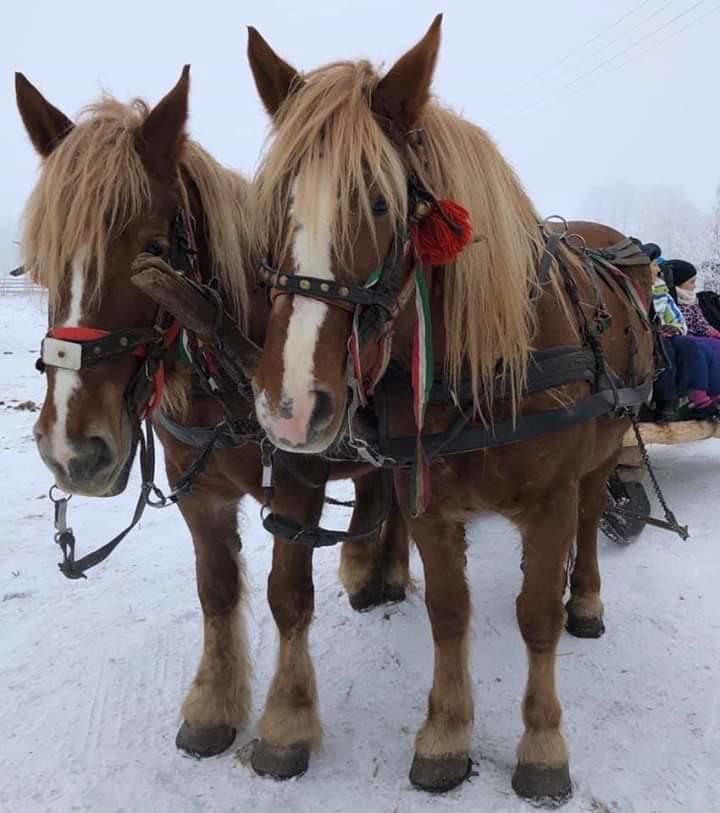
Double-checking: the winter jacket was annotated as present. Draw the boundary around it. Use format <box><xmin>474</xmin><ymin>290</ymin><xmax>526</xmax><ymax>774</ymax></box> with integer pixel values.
<box><xmin>679</xmin><ymin>302</ymin><xmax>720</xmax><ymax>338</ymax></box>
<box><xmin>652</xmin><ymin>279</ymin><xmax>687</xmax><ymax>335</ymax></box>
<box><xmin>699</xmin><ymin>291</ymin><xmax>720</xmax><ymax>332</ymax></box>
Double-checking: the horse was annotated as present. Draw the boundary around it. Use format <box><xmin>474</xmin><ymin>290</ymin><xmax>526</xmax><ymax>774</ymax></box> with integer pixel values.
<box><xmin>245</xmin><ymin>16</ymin><xmax>655</xmax><ymax>803</ymax></box>
<box><xmin>15</xmin><ymin>68</ymin><xmax>410</xmax><ymax>772</ymax></box>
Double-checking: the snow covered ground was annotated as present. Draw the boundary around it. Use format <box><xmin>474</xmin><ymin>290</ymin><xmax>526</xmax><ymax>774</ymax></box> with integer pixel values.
<box><xmin>1</xmin><ymin>292</ymin><xmax>719</xmax><ymax>813</ymax></box>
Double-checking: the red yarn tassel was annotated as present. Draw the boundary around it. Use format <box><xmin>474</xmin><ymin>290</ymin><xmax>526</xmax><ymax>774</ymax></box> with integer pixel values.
<box><xmin>411</xmin><ymin>199</ymin><xmax>474</xmax><ymax>265</ymax></box>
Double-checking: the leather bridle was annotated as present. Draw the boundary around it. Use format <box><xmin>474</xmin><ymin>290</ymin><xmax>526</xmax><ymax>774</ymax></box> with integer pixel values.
<box><xmin>37</xmin><ymin>208</ymin><xmax>196</xmax><ymax>419</ymax></box>
<box><xmin>257</xmin><ymin>176</ymin><xmax>439</xmax><ymax>402</ymax></box>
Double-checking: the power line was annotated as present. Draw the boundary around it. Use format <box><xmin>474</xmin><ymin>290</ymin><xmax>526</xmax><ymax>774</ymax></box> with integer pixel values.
<box><xmin>491</xmin><ymin>0</ymin><xmax>665</xmax><ymax>106</ymax></box>
<box><xmin>560</xmin><ymin>0</ymin><xmax>680</xmax><ymax>74</ymax></box>
<box><xmin>497</xmin><ymin>0</ymin><xmax>709</xmax><ymax>122</ymax></box>
<box><xmin>495</xmin><ymin>0</ymin><xmax>711</xmax><ymax>124</ymax></box>
<box><xmin>590</xmin><ymin>3</ymin><xmax>720</xmax><ymax>86</ymax></box>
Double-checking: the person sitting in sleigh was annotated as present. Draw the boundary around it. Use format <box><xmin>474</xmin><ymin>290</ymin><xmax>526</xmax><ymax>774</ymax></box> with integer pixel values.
<box><xmin>646</xmin><ymin>247</ymin><xmax>720</xmax><ymax>420</ymax></box>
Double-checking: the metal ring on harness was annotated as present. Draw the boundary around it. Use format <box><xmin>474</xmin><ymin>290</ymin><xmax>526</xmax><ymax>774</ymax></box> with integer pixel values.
<box><xmin>542</xmin><ymin>215</ymin><xmax>569</xmax><ymax>240</ymax></box>
<box><xmin>566</xmin><ymin>233</ymin><xmax>588</xmax><ymax>254</ymax></box>
<box><xmin>49</xmin><ymin>484</ymin><xmax>71</xmax><ymax>505</ymax></box>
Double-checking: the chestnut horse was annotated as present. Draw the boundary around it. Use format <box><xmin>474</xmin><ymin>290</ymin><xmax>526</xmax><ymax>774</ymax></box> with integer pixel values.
<box><xmin>15</xmin><ymin>69</ymin><xmax>408</xmax><ymax>768</ymax></box>
<box><xmin>246</xmin><ymin>17</ymin><xmax>654</xmax><ymax>803</ymax></box>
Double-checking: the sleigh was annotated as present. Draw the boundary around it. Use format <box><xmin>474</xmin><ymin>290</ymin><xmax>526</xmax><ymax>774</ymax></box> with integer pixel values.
<box><xmin>600</xmin><ymin>414</ymin><xmax>718</xmax><ymax>543</ymax></box>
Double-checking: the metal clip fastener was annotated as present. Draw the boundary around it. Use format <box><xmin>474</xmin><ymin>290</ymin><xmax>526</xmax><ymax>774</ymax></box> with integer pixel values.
<box><xmin>49</xmin><ymin>485</ymin><xmax>85</xmax><ymax>579</ymax></box>
<box><xmin>50</xmin><ymin>485</ymin><xmax>72</xmax><ymax>533</ymax></box>
<box><xmin>260</xmin><ymin>438</ymin><xmax>275</xmax><ymax>510</ymax></box>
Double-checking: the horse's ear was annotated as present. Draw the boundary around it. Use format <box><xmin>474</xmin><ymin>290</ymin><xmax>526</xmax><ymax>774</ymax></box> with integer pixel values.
<box><xmin>247</xmin><ymin>26</ymin><xmax>301</xmax><ymax>117</ymax></box>
<box><xmin>372</xmin><ymin>14</ymin><xmax>442</xmax><ymax>135</ymax></box>
<box><xmin>136</xmin><ymin>65</ymin><xmax>190</xmax><ymax>179</ymax></box>
<box><xmin>15</xmin><ymin>73</ymin><xmax>74</xmax><ymax>158</ymax></box>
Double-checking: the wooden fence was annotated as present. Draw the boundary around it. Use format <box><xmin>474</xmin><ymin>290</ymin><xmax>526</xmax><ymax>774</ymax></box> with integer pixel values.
<box><xmin>1</xmin><ymin>270</ymin><xmax>42</xmax><ymax>295</ymax></box>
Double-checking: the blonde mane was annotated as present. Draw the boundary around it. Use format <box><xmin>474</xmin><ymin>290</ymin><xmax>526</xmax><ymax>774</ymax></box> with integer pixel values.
<box><xmin>21</xmin><ymin>95</ymin><xmax>252</xmax><ymax>324</ymax></box>
<box><xmin>255</xmin><ymin>60</ymin><xmax>546</xmax><ymax>413</ymax></box>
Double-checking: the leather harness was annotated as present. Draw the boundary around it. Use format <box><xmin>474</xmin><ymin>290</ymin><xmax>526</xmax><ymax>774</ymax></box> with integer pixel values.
<box><xmin>39</xmin><ymin>179</ymin><xmax>659</xmax><ymax>571</ymax></box>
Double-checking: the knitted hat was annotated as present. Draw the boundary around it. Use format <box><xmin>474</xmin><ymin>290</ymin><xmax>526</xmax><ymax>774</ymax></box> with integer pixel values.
<box><xmin>640</xmin><ymin>242</ymin><xmax>662</xmax><ymax>261</ymax></box>
<box><xmin>664</xmin><ymin>259</ymin><xmax>697</xmax><ymax>287</ymax></box>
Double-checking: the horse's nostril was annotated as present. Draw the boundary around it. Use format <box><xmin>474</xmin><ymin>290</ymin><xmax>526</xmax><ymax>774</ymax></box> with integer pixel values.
<box><xmin>88</xmin><ymin>436</ymin><xmax>112</xmax><ymax>469</ymax></box>
<box><xmin>310</xmin><ymin>389</ymin><xmax>335</xmax><ymax>434</ymax></box>
<box><xmin>67</xmin><ymin>436</ymin><xmax>112</xmax><ymax>481</ymax></box>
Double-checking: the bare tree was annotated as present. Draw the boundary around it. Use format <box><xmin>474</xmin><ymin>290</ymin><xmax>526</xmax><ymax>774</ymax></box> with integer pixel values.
<box><xmin>700</xmin><ymin>185</ymin><xmax>720</xmax><ymax>292</ymax></box>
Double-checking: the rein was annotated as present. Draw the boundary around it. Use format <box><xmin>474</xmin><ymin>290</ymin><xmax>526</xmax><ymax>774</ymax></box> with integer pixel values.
<box><xmin>50</xmin><ymin>414</ymin><xmax>230</xmax><ymax>579</ymax></box>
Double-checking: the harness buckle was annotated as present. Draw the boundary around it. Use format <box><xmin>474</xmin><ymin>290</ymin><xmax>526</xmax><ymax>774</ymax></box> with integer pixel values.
<box><xmin>49</xmin><ymin>486</ymin><xmax>86</xmax><ymax>579</ymax></box>
<box><xmin>50</xmin><ymin>485</ymin><xmax>71</xmax><ymax>530</ymax></box>
<box><xmin>260</xmin><ymin>438</ymin><xmax>275</xmax><ymax>508</ymax></box>
<box><xmin>344</xmin><ymin>369</ymin><xmax>397</xmax><ymax>468</ymax></box>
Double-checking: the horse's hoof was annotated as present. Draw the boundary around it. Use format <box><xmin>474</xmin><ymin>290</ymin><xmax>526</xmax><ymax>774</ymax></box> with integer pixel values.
<box><xmin>350</xmin><ymin>579</ymin><xmax>407</xmax><ymax>612</ymax></box>
<box><xmin>566</xmin><ymin>612</ymin><xmax>605</xmax><ymax>639</ymax></box>
<box><xmin>383</xmin><ymin>583</ymin><xmax>407</xmax><ymax>604</ymax></box>
<box><xmin>512</xmin><ymin>762</ymin><xmax>572</xmax><ymax>806</ymax></box>
<box><xmin>251</xmin><ymin>739</ymin><xmax>309</xmax><ymax>780</ymax></box>
<box><xmin>349</xmin><ymin>578</ymin><xmax>385</xmax><ymax>612</ymax></box>
<box><xmin>176</xmin><ymin>721</ymin><xmax>236</xmax><ymax>757</ymax></box>
<box><xmin>409</xmin><ymin>753</ymin><xmax>472</xmax><ymax>793</ymax></box>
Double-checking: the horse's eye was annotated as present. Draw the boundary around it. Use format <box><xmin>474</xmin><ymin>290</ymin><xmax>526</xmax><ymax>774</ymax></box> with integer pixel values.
<box><xmin>372</xmin><ymin>197</ymin><xmax>388</xmax><ymax>217</ymax></box>
<box><xmin>144</xmin><ymin>240</ymin><xmax>167</xmax><ymax>257</ymax></box>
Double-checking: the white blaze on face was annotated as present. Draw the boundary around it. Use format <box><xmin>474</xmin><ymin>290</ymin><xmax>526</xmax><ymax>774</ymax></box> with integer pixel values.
<box><xmin>49</xmin><ymin>256</ymin><xmax>85</xmax><ymax>470</ymax></box>
<box><xmin>267</xmin><ymin>169</ymin><xmax>336</xmax><ymax>445</ymax></box>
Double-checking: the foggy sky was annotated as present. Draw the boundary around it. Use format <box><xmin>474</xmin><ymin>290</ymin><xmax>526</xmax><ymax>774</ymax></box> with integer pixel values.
<box><xmin>2</xmin><ymin>0</ymin><xmax>719</xmax><ymax>232</ymax></box>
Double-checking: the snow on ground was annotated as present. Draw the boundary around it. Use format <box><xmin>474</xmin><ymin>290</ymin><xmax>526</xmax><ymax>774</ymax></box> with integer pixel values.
<box><xmin>1</xmin><ymin>292</ymin><xmax>719</xmax><ymax>813</ymax></box>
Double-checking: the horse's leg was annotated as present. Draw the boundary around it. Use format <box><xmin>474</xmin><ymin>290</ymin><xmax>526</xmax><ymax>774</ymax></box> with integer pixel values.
<box><xmin>512</xmin><ymin>485</ymin><xmax>578</xmax><ymax>805</ymax></box>
<box><xmin>407</xmin><ymin>516</ymin><xmax>473</xmax><ymax>793</ymax></box>
<box><xmin>175</xmin><ymin>490</ymin><xmax>250</xmax><ymax>757</ymax></box>
<box><xmin>566</xmin><ymin>457</ymin><xmax>618</xmax><ymax>639</ymax></box>
<box><xmin>381</xmin><ymin>488</ymin><xmax>411</xmax><ymax>602</ymax></box>
<box><xmin>251</xmin><ymin>485</ymin><xmax>325</xmax><ymax>779</ymax></box>
<box><xmin>340</xmin><ymin>473</ymin><xmax>409</xmax><ymax>611</ymax></box>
